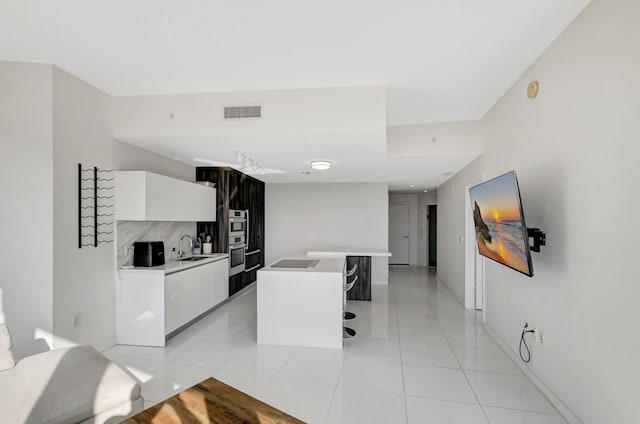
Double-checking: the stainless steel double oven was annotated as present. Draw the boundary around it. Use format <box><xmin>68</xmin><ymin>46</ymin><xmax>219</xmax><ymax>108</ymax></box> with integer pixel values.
<box><xmin>228</xmin><ymin>209</ymin><xmax>247</xmax><ymax>276</ymax></box>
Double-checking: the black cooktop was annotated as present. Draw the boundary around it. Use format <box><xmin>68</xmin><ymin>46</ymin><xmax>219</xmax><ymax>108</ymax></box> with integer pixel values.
<box><xmin>271</xmin><ymin>259</ymin><xmax>319</xmax><ymax>269</ymax></box>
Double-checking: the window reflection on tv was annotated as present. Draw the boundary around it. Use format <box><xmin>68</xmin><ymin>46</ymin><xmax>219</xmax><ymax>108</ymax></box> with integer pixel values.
<box><xmin>469</xmin><ymin>171</ymin><xmax>534</xmax><ymax>277</ymax></box>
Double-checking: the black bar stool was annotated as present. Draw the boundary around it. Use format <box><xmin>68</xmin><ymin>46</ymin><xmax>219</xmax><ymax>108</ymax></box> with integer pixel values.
<box><xmin>343</xmin><ymin>273</ymin><xmax>358</xmax><ymax>340</ymax></box>
<box><xmin>343</xmin><ymin>263</ymin><xmax>357</xmax><ymax>321</ymax></box>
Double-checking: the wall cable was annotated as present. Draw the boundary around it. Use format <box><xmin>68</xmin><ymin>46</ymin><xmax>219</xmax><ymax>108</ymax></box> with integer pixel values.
<box><xmin>519</xmin><ymin>322</ymin><xmax>535</xmax><ymax>362</ymax></box>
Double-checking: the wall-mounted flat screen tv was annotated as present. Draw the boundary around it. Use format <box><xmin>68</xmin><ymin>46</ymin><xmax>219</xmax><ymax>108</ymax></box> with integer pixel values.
<box><xmin>469</xmin><ymin>171</ymin><xmax>534</xmax><ymax>277</ymax></box>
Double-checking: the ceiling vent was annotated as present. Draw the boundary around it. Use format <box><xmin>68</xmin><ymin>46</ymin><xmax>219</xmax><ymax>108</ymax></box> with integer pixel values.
<box><xmin>223</xmin><ymin>105</ymin><xmax>262</xmax><ymax>120</ymax></box>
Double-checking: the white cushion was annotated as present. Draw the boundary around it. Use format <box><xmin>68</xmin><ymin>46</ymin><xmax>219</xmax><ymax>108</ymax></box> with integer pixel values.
<box><xmin>0</xmin><ymin>345</ymin><xmax>141</xmax><ymax>424</ymax></box>
<box><xmin>0</xmin><ymin>323</ymin><xmax>15</xmax><ymax>371</ymax></box>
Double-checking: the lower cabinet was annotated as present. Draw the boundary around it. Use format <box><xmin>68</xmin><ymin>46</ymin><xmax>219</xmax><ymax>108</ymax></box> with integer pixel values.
<box><xmin>166</xmin><ymin>259</ymin><xmax>229</xmax><ymax>334</ymax></box>
<box><xmin>229</xmin><ymin>266</ymin><xmax>259</xmax><ymax>297</ymax></box>
<box><xmin>229</xmin><ymin>273</ymin><xmax>244</xmax><ymax>297</ymax></box>
<box><xmin>212</xmin><ymin>259</ymin><xmax>230</xmax><ymax>306</ymax></box>
<box><xmin>117</xmin><ymin>258</ymin><xmax>229</xmax><ymax>347</ymax></box>
<box><xmin>165</xmin><ymin>272</ymin><xmax>193</xmax><ymax>334</ymax></box>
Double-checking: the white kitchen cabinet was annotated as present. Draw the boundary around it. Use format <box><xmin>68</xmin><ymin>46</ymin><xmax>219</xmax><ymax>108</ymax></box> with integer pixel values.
<box><xmin>115</xmin><ymin>171</ymin><xmax>216</xmax><ymax>221</ymax></box>
<box><xmin>165</xmin><ymin>271</ymin><xmax>193</xmax><ymax>334</ymax></box>
<box><xmin>165</xmin><ymin>259</ymin><xmax>230</xmax><ymax>333</ymax></box>
<box><xmin>211</xmin><ymin>257</ymin><xmax>229</xmax><ymax>305</ymax></box>
<box><xmin>197</xmin><ymin>184</ymin><xmax>216</xmax><ymax>222</ymax></box>
<box><xmin>189</xmin><ymin>262</ymin><xmax>215</xmax><ymax>317</ymax></box>
<box><xmin>167</xmin><ymin>260</ymin><xmax>226</xmax><ymax>324</ymax></box>
<box><xmin>173</xmin><ymin>180</ymin><xmax>199</xmax><ymax>221</ymax></box>
<box><xmin>116</xmin><ymin>257</ymin><xmax>229</xmax><ymax>346</ymax></box>
<box><xmin>115</xmin><ymin>270</ymin><xmax>165</xmax><ymax>347</ymax></box>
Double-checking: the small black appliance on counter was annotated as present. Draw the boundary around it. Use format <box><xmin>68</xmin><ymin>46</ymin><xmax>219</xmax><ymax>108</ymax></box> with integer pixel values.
<box><xmin>133</xmin><ymin>241</ymin><xmax>165</xmax><ymax>267</ymax></box>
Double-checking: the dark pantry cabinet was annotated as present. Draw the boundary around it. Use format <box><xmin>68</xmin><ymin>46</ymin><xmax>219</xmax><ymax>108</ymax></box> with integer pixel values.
<box><xmin>195</xmin><ymin>167</ymin><xmax>265</xmax><ymax>296</ymax></box>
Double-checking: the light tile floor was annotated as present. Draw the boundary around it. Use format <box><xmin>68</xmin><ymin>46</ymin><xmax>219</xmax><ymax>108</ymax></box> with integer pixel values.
<box><xmin>103</xmin><ymin>266</ymin><xmax>567</xmax><ymax>424</ymax></box>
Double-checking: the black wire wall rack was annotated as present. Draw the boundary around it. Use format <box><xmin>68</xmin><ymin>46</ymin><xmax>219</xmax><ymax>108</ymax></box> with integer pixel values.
<box><xmin>78</xmin><ymin>163</ymin><xmax>115</xmax><ymax>248</ymax></box>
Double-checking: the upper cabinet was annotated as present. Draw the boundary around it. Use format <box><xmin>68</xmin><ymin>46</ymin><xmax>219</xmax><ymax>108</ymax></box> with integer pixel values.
<box><xmin>115</xmin><ymin>171</ymin><xmax>216</xmax><ymax>222</ymax></box>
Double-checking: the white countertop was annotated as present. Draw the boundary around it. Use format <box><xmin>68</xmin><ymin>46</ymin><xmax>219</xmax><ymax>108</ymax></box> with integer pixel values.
<box><xmin>307</xmin><ymin>249</ymin><xmax>392</xmax><ymax>257</ymax></box>
<box><xmin>261</xmin><ymin>257</ymin><xmax>345</xmax><ymax>274</ymax></box>
<box><xmin>119</xmin><ymin>253</ymin><xmax>228</xmax><ymax>275</ymax></box>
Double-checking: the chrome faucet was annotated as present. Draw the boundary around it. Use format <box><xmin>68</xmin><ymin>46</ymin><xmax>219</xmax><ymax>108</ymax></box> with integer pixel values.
<box><xmin>178</xmin><ymin>234</ymin><xmax>193</xmax><ymax>258</ymax></box>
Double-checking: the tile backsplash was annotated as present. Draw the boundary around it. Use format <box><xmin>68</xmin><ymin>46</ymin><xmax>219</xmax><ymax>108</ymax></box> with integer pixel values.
<box><xmin>117</xmin><ymin>221</ymin><xmax>197</xmax><ymax>267</ymax></box>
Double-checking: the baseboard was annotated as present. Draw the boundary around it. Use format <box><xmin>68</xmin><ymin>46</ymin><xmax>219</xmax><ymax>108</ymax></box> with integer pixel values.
<box><xmin>482</xmin><ymin>325</ymin><xmax>580</xmax><ymax>424</ymax></box>
<box><xmin>166</xmin><ymin>283</ymin><xmax>258</xmax><ymax>342</ymax></box>
<box><xmin>232</xmin><ymin>281</ymin><xmax>256</xmax><ymax>298</ymax></box>
<box><xmin>435</xmin><ymin>273</ymin><xmax>466</xmax><ymax>307</ymax></box>
<box><xmin>95</xmin><ymin>336</ymin><xmax>117</xmax><ymax>353</ymax></box>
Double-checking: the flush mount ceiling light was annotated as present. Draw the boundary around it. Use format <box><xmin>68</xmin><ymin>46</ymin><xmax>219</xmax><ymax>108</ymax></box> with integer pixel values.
<box><xmin>310</xmin><ymin>160</ymin><xmax>332</xmax><ymax>170</ymax></box>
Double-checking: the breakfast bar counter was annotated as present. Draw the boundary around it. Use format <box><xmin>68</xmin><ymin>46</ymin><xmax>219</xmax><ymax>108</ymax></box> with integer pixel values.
<box><xmin>257</xmin><ymin>257</ymin><xmax>345</xmax><ymax>349</ymax></box>
<box><xmin>307</xmin><ymin>249</ymin><xmax>391</xmax><ymax>301</ymax></box>
<box><xmin>306</xmin><ymin>249</ymin><xmax>392</xmax><ymax>258</ymax></box>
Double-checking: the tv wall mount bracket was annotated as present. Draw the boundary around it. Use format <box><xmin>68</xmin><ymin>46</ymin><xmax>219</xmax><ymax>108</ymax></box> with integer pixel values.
<box><xmin>527</xmin><ymin>228</ymin><xmax>546</xmax><ymax>252</ymax></box>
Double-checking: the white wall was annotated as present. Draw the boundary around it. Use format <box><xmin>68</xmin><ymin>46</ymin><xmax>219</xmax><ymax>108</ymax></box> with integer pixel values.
<box><xmin>51</xmin><ymin>67</ymin><xmax>194</xmax><ymax>350</ymax></box>
<box><xmin>386</xmin><ymin>121</ymin><xmax>484</xmax><ymax>191</ymax></box>
<box><xmin>0</xmin><ymin>62</ymin><xmax>194</xmax><ymax>350</ymax></box>
<box><xmin>387</xmin><ymin>121</ymin><xmax>484</xmax><ymax>157</ymax></box>
<box><xmin>436</xmin><ymin>158</ymin><xmax>484</xmax><ymax>303</ymax></box>
<box><xmin>114</xmin><ymin>86</ymin><xmax>387</xmax><ymax>138</ymax></box>
<box><xmin>265</xmin><ymin>183</ymin><xmax>389</xmax><ymax>280</ymax></box>
<box><xmin>437</xmin><ymin>0</ymin><xmax>640</xmax><ymax>422</ymax></box>
<box><xmin>0</xmin><ymin>62</ymin><xmax>54</xmax><ymax>347</ymax></box>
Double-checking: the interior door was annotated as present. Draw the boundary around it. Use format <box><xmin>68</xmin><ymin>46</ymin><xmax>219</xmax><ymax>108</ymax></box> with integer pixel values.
<box><xmin>389</xmin><ymin>204</ymin><xmax>410</xmax><ymax>264</ymax></box>
<box><xmin>428</xmin><ymin>205</ymin><xmax>437</xmax><ymax>267</ymax></box>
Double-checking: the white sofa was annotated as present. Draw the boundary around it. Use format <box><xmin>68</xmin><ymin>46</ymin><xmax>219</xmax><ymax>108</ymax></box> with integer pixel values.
<box><xmin>0</xmin><ymin>325</ymin><xmax>143</xmax><ymax>423</ymax></box>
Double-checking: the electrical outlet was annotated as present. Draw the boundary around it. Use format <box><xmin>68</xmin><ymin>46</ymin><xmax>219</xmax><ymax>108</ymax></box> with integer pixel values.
<box><xmin>72</xmin><ymin>312</ymin><xmax>81</xmax><ymax>328</ymax></box>
<box><xmin>535</xmin><ymin>328</ymin><xmax>544</xmax><ymax>345</ymax></box>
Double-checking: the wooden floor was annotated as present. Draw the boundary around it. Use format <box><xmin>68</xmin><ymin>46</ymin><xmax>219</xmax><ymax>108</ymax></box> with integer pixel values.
<box><xmin>123</xmin><ymin>377</ymin><xmax>305</xmax><ymax>424</ymax></box>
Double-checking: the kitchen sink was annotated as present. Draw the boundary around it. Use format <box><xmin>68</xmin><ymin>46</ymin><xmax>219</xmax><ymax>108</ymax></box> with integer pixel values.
<box><xmin>180</xmin><ymin>256</ymin><xmax>207</xmax><ymax>261</ymax></box>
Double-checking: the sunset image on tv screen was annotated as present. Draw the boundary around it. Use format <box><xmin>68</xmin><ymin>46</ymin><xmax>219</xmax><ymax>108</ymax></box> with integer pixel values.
<box><xmin>469</xmin><ymin>171</ymin><xmax>532</xmax><ymax>276</ymax></box>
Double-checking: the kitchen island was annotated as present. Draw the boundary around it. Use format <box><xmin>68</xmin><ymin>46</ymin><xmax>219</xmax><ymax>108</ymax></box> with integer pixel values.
<box><xmin>257</xmin><ymin>257</ymin><xmax>345</xmax><ymax>349</ymax></box>
<box><xmin>307</xmin><ymin>249</ymin><xmax>392</xmax><ymax>301</ymax></box>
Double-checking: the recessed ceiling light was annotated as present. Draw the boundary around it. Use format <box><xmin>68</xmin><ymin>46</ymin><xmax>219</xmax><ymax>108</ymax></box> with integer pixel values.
<box><xmin>410</xmin><ymin>184</ymin><xmax>415</xmax><ymax>188</ymax></box>
<box><xmin>424</xmin><ymin>190</ymin><xmax>428</xmax><ymax>192</ymax></box>
<box><xmin>310</xmin><ymin>160</ymin><xmax>332</xmax><ymax>170</ymax></box>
